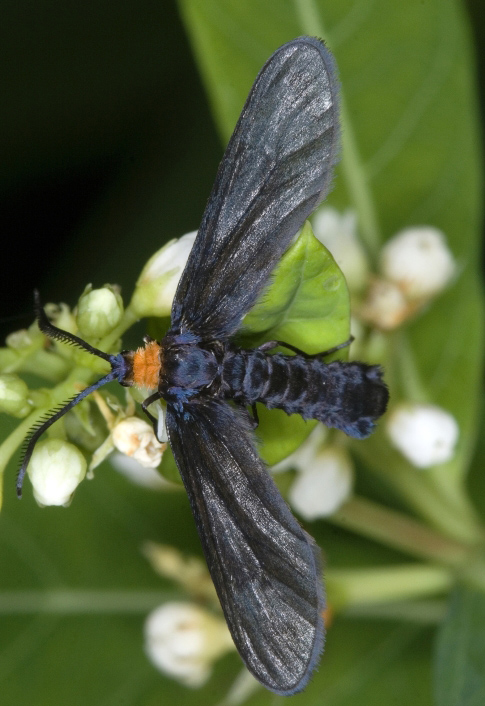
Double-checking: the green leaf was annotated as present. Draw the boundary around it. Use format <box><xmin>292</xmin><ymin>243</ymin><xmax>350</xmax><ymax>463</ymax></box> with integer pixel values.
<box><xmin>238</xmin><ymin>221</ymin><xmax>350</xmax><ymax>465</ymax></box>
<box><xmin>434</xmin><ymin>586</ymin><xmax>485</xmax><ymax>706</ymax></box>
<box><xmin>242</xmin><ymin>222</ymin><xmax>350</xmax><ymax>353</ymax></box>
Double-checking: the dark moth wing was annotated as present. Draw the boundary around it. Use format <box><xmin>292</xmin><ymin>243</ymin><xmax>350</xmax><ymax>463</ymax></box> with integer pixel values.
<box><xmin>171</xmin><ymin>37</ymin><xmax>339</xmax><ymax>340</ymax></box>
<box><xmin>166</xmin><ymin>399</ymin><xmax>324</xmax><ymax>695</ymax></box>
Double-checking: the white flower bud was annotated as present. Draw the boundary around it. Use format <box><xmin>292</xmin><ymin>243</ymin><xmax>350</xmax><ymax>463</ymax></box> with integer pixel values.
<box><xmin>380</xmin><ymin>227</ymin><xmax>455</xmax><ymax>299</ymax></box>
<box><xmin>131</xmin><ymin>232</ymin><xmax>197</xmax><ymax>318</ymax></box>
<box><xmin>312</xmin><ymin>207</ymin><xmax>369</xmax><ymax>292</ymax></box>
<box><xmin>0</xmin><ymin>373</ymin><xmax>30</xmax><ymax>416</ymax></box>
<box><xmin>28</xmin><ymin>439</ymin><xmax>87</xmax><ymax>506</ymax></box>
<box><xmin>76</xmin><ymin>285</ymin><xmax>124</xmax><ymax>338</ymax></box>
<box><xmin>144</xmin><ymin>603</ymin><xmax>234</xmax><ymax>687</ymax></box>
<box><xmin>289</xmin><ymin>447</ymin><xmax>353</xmax><ymax>519</ymax></box>
<box><xmin>111</xmin><ymin>417</ymin><xmax>164</xmax><ymax>468</ymax></box>
<box><xmin>6</xmin><ymin>329</ymin><xmax>34</xmax><ymax>350</ymax></box>
<box><xmin>360</xmin><ymin>278</ymin><xmax>411</xmax><ymax>330</ymax></box>
<box><xmin>386</xmin><ymin>403</ymin><xmax>459</xmax><ymax>468</ymax></box>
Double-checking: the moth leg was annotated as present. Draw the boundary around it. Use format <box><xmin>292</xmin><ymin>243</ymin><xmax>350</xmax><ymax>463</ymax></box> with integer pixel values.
<box><xmin>250</xmin><ymin>403</ymin><xmax>259</xmax><ymax>428</ymax></box>
<box><xmin>142</xmin><ymin>391</ymin><xmax>164</xmax><ymax>438</ymax></box>
<box><xmin>235</xmin><ymin>400</ymin><xmax>259</xmax><ymax>429</ymax></box>
<box><xmin>258</xmin><ymin>337</ymin><xmax>354</xmax><ymax>358</ymax></box>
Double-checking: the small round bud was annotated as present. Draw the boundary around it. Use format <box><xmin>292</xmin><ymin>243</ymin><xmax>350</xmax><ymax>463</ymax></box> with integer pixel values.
<box><xmin>312</xmin><ymin>207</ymin><xmax>369</xmax><ymax>292</ymax></box>
<box><xmin>28</xmin><ymin>439</ymin><xmax>87</xmax><ymax>506</ymax></box>
<box><xmin>6</xmin><ymin>329</ymin><xmax>34</xmax><ymax>350</ymax></box>
<box><xmin>76</xmin><ymin>285</ymin><xmax>124</xmax><ymax>339</ymax></box>
<box><xmin>380</xmin><ymin>227</ymin><xmax>455</xmax><ymax>299</ymax></box>
<box><xmin>111</xmin><ymin>417</ymin><xmax>164</xmax><ymax>468</ymax></box>
<box><xmin>144</xmin><ymin>602</ymin><xmax>234</xmax><ymax>687</ymax></box>
<box><xmin>130</xmin><ymin>232</ymin><xmax>197</xmax><ymax>318</ymax></box>
<box><xmin>0</xmin><ymin>373</ymin><xmax>30</xmax><ymax>416</ymax></box>
<box><xmin>289</xmin><ymin>447</ymin><xmax>353</xmax><ymax>519</ymax></box>
<box><xmin>386</xmin><ymin>403</ymin><xmax>459</xmax><ymax>468</ymax></box>
<box><xmin>360</xmin><ymin>278</ymin><xmax>411</xmax><ymax>330</ymax></box>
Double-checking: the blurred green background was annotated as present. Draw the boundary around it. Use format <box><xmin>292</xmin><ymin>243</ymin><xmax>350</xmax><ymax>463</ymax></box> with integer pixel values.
<box><xmin>0</xmin><ymin>1</ymin><xmax>484</xmax><ymax>705</ymax></box>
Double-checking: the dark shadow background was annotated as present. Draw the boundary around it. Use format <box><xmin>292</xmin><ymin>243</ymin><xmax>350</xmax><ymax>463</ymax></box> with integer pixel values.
<box><xmin>1</xmin><ymin>0</ymin><xmax>483</xmax><ymax>344</ymax></box>
<box><xmin>0</xmin><ymin>1</ymin><xmax>221</xmax><ymax>344</ymax></box>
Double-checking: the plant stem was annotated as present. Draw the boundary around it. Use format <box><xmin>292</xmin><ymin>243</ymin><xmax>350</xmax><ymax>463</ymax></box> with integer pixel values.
<box><xmin>294</xmin><ymin>0</ymin><xmax>381</xmax><ymax>255</ymax></box>
<box><xmin>329</xmin><ymin>496</ymin><xmax>471</xmax><ymax>566</ymax></box>
<box><xmin>0</xmin><ymin>589</ymin><xmax>175</xmax><ymax>614</ymax></box>
<box><xmin>342</xmin><ymin>599</ymin><xmax>447</xmax><ymax>624</ymax></box>
<box><xmin>326</xmin><ymin>563</ymin><xmax>452</xmax><ymax>611</ymax></box>
<box><xmin>330</xmin><ymin>496</ymin><xmax>485</xmax><ymax>592</ymax></box>
<box><xmin>354</xmin><ymin>441</ymin><xmax>484</xmax><ymax>545</ymax></box>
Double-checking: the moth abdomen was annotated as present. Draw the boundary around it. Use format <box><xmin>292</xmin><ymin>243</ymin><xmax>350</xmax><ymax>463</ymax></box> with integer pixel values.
<box><xmin>226</xmin><ymin>350</ymin><xmax>388</xmax><ymax>439</ymax></box>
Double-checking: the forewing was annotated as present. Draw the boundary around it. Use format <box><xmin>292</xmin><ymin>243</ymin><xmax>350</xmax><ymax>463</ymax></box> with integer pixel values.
<box><xmin>166</xmin><ymin>398</ymin><xmax>324</xmax><ymax>695</ymax></box>
<box><xmin>171</xmin><ymin>37</ymin><xmax>339</xmax><ymax>340</ymax></box>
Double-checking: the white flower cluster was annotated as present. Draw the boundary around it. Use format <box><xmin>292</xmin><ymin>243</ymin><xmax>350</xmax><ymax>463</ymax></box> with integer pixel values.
<box><xmin>312</xmin><ymin>207</ymin><xmax>460</xmax><ymax>469</ymax></box>
<box><xmin>312</xmin><ymin>209</ymin><xmax>456</xmax><ymax>331</ymax></box>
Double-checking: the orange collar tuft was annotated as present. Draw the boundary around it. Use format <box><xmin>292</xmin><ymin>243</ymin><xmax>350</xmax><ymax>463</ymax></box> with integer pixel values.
<box><xmin>131</xmin><ymin>340</ymin><xmax>162</xmax><ymax>390</ymax></box>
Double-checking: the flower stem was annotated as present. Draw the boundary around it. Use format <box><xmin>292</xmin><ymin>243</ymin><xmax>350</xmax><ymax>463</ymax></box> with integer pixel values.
<box><xmin>0</xmin><ymin>589</ymin><xmax>175</xmax><ymax>614</ymax></box>
<box><xmin>329</xmin><ymin>496</ymin><xmax>471</xmax><ymax>565</ymax></box>
<box><xmin>353</xmin><ymin>439</ymin><xmax>484</xmax><ymax>545</ymax></box>
<box><xmin>342</xmin><ymin>599</ymin><xmax>447</xmax><ymax>624</ymax></box>
<box><xmin>294</xmin><ymin>0</ymin><xmax>381</xmax><ymax>255</ymax></box>
<box><xmin>326</xmin><ymin>563</ymin><xmax>452</xmax><ymax>611</ymax></box>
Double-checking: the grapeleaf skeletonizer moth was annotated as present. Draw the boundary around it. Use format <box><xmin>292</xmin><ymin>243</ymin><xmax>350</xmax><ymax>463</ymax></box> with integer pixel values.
<box><xmin>18</xmin><ymin>37</ymin><xmax>388</xmax><ymax>694</ymax></box>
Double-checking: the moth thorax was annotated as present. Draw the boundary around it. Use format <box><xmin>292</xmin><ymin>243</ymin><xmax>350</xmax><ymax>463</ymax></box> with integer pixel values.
<box><xmin>123</xmin><ymin>340</ymin><xmax>162</xmax><ymax>390</ymax></box>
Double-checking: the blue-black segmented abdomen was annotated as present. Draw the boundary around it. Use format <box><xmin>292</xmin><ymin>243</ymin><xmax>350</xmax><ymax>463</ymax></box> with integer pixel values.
<box><xmin>223</xmin><ymin>349</ymin><xmax>388</xmax><ymax>439</ymax></box>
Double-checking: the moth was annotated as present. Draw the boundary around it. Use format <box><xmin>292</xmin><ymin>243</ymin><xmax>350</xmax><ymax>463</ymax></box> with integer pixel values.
<box><xmin>18</xmin><ymin>37</ymin><xmax>388</xmax><ymax>694</ymax></box>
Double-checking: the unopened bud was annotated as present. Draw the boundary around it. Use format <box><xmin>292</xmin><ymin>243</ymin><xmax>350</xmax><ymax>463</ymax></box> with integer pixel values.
<box><xmin>360</xmin><ymin>278</ymin><xmax>412</xmax><ymax>330</ymax></box>
<box><xmin>130</xmin><ymin>232</ymin><xmax>196</xmax><ymax>318</ymax></box>
<box><xmin>6</xmin><ymin>329</ymin><xmax>34</xmax><ymax>350</ymax></box>
<box><xmin>386</xmin><ymin>403</ymin><xmax>459</xmax><ymax>468</ymax></box>
<box><xmin>380</xmin><ymin>227</ymin><xmax>455</xmax><ymax>299</ymax></box>
<box><xmin>0</xmin><ymin>373</ymin><xmax>30</xmax><ymax>416</ymax></box>
<box><xmin>112</xmin><ymin>417</ymin><xmax>164</xmax><ymax>468</ymax></box>
<box><xmin>76</xmin><ymin>285</ymin><xmax>124</xmax><ymax>338</ymax></box>
<box><xmin>144</xmin><ymin>602</ymin><xmax>234</xmax><ymax>687</ymax></box>
<box><xmin>28</xmin><ymin>439</ymin><xmax>87</xmax><ymax>506</ymax></box>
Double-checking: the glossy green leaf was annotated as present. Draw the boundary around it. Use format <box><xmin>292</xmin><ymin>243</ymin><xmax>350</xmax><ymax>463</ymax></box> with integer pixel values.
<box><xmin>242</xmin><ymin>221</ymin><xmax>350</xmax><ymax>353</ymax></box>
<box><xmin>434</xmin><ymin>586</ymin><xmax>485</xmax><ymax>706</ymax></box>
<box><xmin>239</xmin><ymin>221</ymin><xmax>350</xmax><ymax>464</ymax></box>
